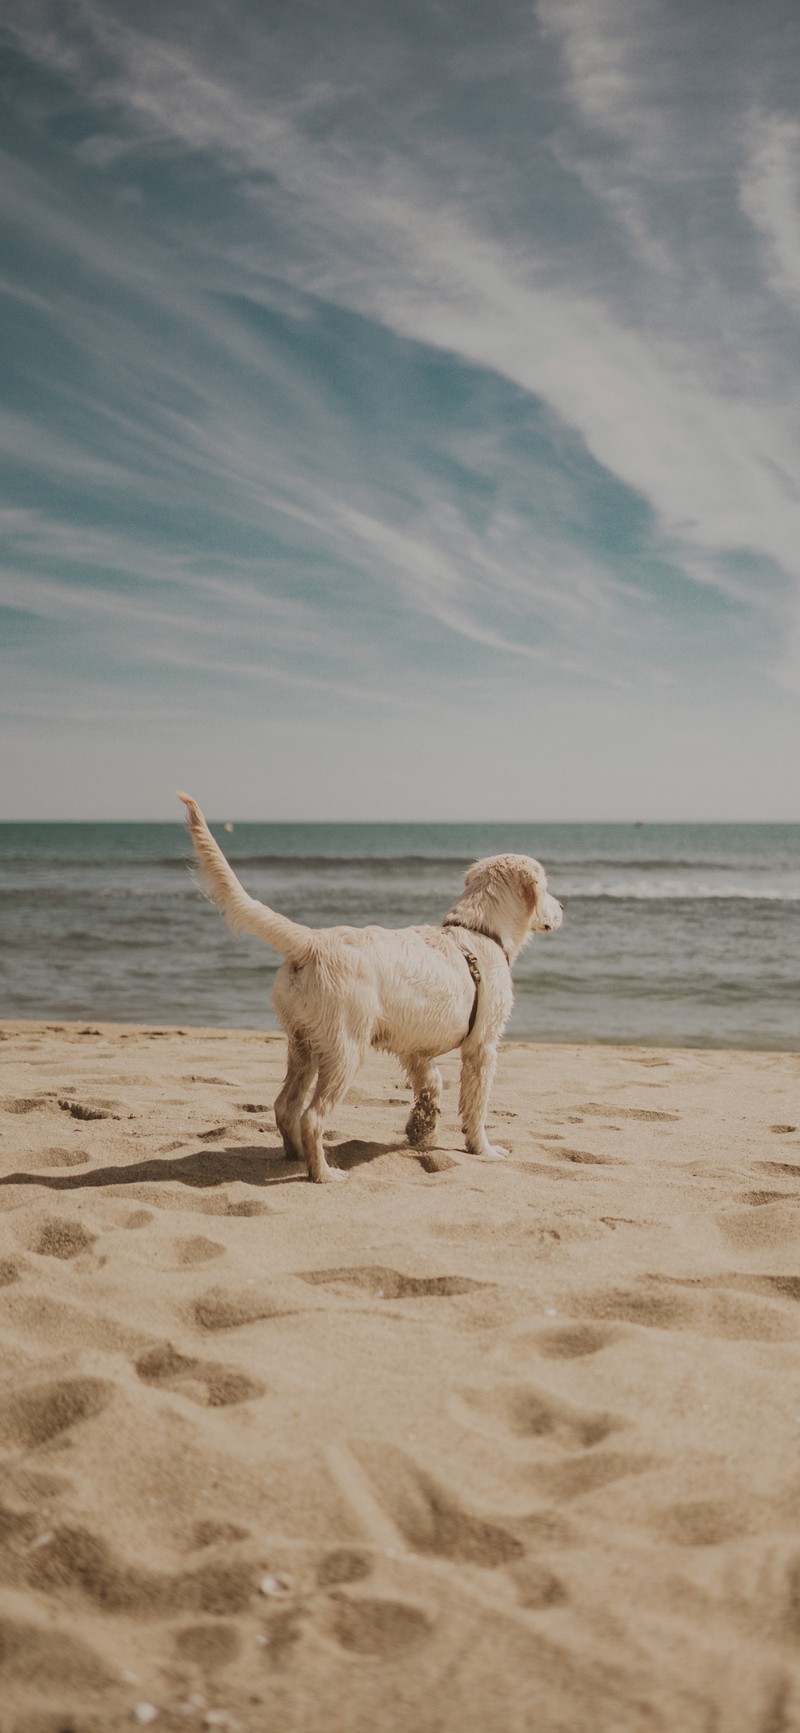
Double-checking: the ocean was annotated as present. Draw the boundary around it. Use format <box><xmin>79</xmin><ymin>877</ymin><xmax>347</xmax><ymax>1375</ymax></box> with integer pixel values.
<box><xmin>0</xmin><ymin>822</ymin><xmax>797</xmax><ymax>1049</ymax></box>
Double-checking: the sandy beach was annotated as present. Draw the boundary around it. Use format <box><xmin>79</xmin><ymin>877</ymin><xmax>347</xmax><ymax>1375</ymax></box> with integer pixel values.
<box><xmin>1</xmin><ymin>1019</ymin><xmax>799</xmax><ymax>1732</ymax></box>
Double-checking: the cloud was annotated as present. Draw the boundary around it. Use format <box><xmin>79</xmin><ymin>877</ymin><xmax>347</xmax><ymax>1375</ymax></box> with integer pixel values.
<box><xmin>740</xmin><ymin>110</ymin><xmax>800</xmax><ymax>307</ymax></box>
<box><xmin>7</xmin><ymin>0</ymin><xmax>793</xmax><ymax>615</ymax></box>
<box><xmin>1</xmin><ymin>0</ymin><xmax>799</xmax><ymax>814</ymax></box>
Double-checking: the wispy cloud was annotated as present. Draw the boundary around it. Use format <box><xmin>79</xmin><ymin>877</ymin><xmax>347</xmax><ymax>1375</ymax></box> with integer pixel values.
<box><xmin>740</xmin><ymin>110</ymin><xmax>800</xmax><ymax>308</ymax></box>
<box><xmin>24</xmin><ymin>1</ymin><xmax>797</xmax><ymax>589</ymax></box>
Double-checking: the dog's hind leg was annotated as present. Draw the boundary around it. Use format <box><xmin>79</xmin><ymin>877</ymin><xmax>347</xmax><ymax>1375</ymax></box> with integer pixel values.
<box><xmin>404</xmin><ymin>1055</ymin><xmax>442</xmax><ymax>1149</ymax></box>
<box><xmin>274</xmin><ymin>1034</ymin><xmax>316</xmax><ymax>1160</ymax></box>
<box><xmin>299</xmin><ymin>1043</ymin><xmax>362</xmax><ymax>1183</ymax></box>
<box><xmin>459</xmin><ymin>1041</ymin><xmax>508</xmax><ymax>1160</ymax></box>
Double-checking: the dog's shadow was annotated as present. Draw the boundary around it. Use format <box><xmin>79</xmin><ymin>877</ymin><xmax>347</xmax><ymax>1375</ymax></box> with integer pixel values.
<box><xmin>0</xmin><ymin>1138</ymin><xmax>406</xmax><ymax>1194</ymax></box>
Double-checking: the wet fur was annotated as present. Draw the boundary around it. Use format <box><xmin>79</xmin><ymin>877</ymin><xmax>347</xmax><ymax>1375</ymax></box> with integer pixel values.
<box><xmin>177</xmin><ymin>793</ymin><xmax>562</xmax><ymax>1182</ymax></box>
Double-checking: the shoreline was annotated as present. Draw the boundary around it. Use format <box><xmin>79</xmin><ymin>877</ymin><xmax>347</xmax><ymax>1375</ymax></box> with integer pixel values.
<box><xmin>1</xmin><ymin>1020</ymin><xmax>799</xmax><ymax>1730</ymax></box>
<box><xmin>3</xmin><ymin>1015</ymin><xmax>796</xmax><ymax>1055</ymax></box>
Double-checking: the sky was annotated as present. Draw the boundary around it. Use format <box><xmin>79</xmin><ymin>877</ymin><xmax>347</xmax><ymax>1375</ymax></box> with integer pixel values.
<box><xmin>1</xmin><ymin>0</ymin><xmax>799</xmax><ymax>821</ymax></box>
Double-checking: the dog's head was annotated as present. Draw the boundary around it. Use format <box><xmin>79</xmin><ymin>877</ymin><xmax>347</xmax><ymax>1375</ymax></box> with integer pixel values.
<box><xmin>459</xmin><ymin>853</ymin><xmax>563</xmax><ymax>952</ymax></box>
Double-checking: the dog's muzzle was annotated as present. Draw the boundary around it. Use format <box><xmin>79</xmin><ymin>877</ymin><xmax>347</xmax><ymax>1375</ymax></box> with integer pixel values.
<box><xmin>540</xmin><ymin>896</ymin><xmax>563</xmax><ymax>933</ymax></box>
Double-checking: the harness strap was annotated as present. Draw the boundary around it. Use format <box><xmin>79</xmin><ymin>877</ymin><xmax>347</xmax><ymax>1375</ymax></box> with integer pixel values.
<box><xmin>462</xmin><ymin>948</ymin><xmax>482</xmax><ymax>1040</ymax></box>
<box><xmin>441</xmin><ymin>929</ymin><xmax>483</xmax><ymax>1042</ymax></box>
<box><xmin>441</xmin><ymin>921</ymin><xmax>511</xmax><ymax>1045</ymax></box>
<box><xmin>441</xmin><ymin>917</ymin><xmax>510</xmax><ymax>965</ymax></box>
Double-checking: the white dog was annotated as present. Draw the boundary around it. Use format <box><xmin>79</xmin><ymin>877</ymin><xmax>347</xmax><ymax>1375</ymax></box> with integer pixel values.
<box><xmin>178</xmin><ymin>793</ymin><xmax>562</xmax><ymax>1182</ymax></box>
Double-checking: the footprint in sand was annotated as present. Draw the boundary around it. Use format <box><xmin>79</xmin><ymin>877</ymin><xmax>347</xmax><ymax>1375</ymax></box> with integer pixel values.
<box><xmin>548</xmin><ymin>1147</ymin><xmax>621</xmax><ymax>1166</ymax></box>
<box><xmin>182</xmin><ymin>1073</ymin><xmax>236</xmax><ymax>1085</ymax></box>
<box><xmin>570</xmin><ymin>1280</ymin><xmax>798</xmax><ymax>1342</ymax></box>
<box><xmin>742</xmin><ymin>1274</ymin><xmax>800</xmax><ymax>1303</ymax></box>
<box><xmin>19</xmin><ymin>1523</ymin><xmax>256</xmax><ymax>1615</ymax></box>
<box><xmin>219</xmin><ymin>1199</ymin><xmax>273</xmax><ymax>1217</ymax></box>
<box><xmin>115</xmin><ymin>1190</ymin><xmax>272</xmax><ymax>1220</ymax></box>
<box><xmin>416</xmin><ymin>1151</ymin><xmax>459</xmax><ymax>1173</ymax></box>
<box><xmin>3</xmin><ymin>1096</ymin><xmax>55</xmax><ymax>1115</ymax></box>
<box><xmin>134</xmin><ymin>1343</ymin><xmax>264</xmax><ymax>1407</ymax></box>
<box><xmin>174</xmin><ymin>1236</ymin><xmax>226</xmax><ymax>1266</ymax></box>
<box><xmin>666</xmin><ymin>1271</ymin><xmax>800</xmax><ymax>1306</ymax></box>
<box><xmin>39</xmin><ymin>1145</ymin><xmax>92</xmax><ymax>1168</ymax></box>
<box><xmin>507</xmin><ymin>1558</ymin><xmax>567</xmax><ymax>1609</ymax></box>
<box><xmin>0</xmin><ymin>1376</ymin><xmax>112</xmax><ymax>1448</ymax></box>
<box><xmin>174</xmin><ymin>1621</ymin><xmax>241</xmax><ymax>1668</ymax></box>
<box><xmin>190</xmin><ymin>1287</ymin><xmax>297</xmax><ymax>1331</ymax></box>
<box><xmin>351</xmin><ymin>1442</ymin><xmax>523</xmax><ymax>1567</ymax></box>
<box><xmin>716</xmin><ymin>1201</ymin><xmax>800</xmax><ymax>1251</ymax></box>
<box><xmin>31</xmin><ymin>1217</ymin><xmax>96</xmax><ymax>1260</ymax></box>
<box><xmin>460</xmin><ymin>1383</ymin><xmax>623</xmax><ymax>1450</ymax></box>
<box><xmin>317</xmin><ymin>1548</ymin><xmax>373</xmax><ymax>1587</ymax></box>
<box><xmin>734</xmin><ymin>1190</ymin><xmax>793</xmax><ymax>1207</ymax></box>
<box><xmin>573</xmin><ymin>1102</ymin><xmax>678</xmax><ymax>1122</ymax></box>
<box><xmin>532</xmin><ymin>1451</ymin><xmax>654</xmax><ymax>1501</ymax></box>
<box><xmin>0</xmin><ymin>1503</ymin><xmax>41</xmax><ymax>1549</ymax></box>
<box><xmin>0</xmin><ymin>1257</ymin><xmax>24</xmax><ymax>1288</ymax></box>
<box><xmin>0</xmin><ymin>1614</ymin><xmax>115</xmax><ymax>1690</ymax></box>
<box><xmin>302</xmin><ymin>1265</ymin><xmax>517</xmax><ymax>1329</ymax></box>
<box><xmin>652</xmin><ymin>1499</ymin><xmax>749</xmax><ymax>1547</ymax></box>
<box><xmin>511</xmin><ymin>1160</ymin><xmax>583</xmax><ymax>1183</ymax></box>
<box><xmin>568</xmin><ymin>1286</ymin><xmax>689</xmax><ymax>1329</ymax></box>
<box><xmin>0</xmin><ymin>1290</ymin><xmax>142</xmax><ymax>1354</ymax></box>
<box><xmin>533</xmin><ymin>1322</ymin><xmax>621</xmax><ymax>1360</ymax></box>
<box><xmin>191</xmin><ymin>1519</ymin><xmax>250</xmax><ymax>1549</ymax></box>
<box><xmin>299</xmin><ymin>1266</ymin><xmax>486</xmax><ymax>1300</ymax></box>
<box><xmin>57</xmin><ymin>1098</ymin><xmax>121</xmax><ymax>1121</ymax></box>
<box><xmin>326</xmin><ymin>1596</ymin><xmax>433</xmax><ymax>1656</ymax></box>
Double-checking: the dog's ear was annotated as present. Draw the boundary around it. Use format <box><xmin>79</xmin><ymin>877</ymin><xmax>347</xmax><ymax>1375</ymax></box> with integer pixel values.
<box><xmin>511</xmin><ymin>858</ymin><xmax>546</xmax><ymax>918</ymax></box>
<box><xmin>464</xmin><ymin>854</ymin><xmax>546</xmax><ymax>915</ymax></box>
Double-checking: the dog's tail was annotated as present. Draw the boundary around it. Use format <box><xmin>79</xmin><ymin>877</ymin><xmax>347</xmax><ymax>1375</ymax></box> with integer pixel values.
<box><xmin>177</xmin><ymin>792</ymin><xmax>314</xmax><ymax>962</ymax></box>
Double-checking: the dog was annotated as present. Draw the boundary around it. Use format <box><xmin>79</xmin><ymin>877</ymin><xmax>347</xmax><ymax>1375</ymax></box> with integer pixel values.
<box><xmin>178</xmin><ymin>793</ymin><xmax>562</xmax><ymax>1182</ymax></box>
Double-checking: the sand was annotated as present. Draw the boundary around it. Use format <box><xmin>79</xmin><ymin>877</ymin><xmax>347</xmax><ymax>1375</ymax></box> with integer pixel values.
<box><xmin>0</xmin><ymin>1020</ymin><xmax>799</xmax><ymax>1733</ymax></box>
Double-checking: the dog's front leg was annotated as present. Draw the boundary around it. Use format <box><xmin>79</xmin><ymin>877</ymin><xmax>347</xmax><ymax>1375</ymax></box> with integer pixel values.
<box><xmin>404</xmin><ymin>1056</ymin><xmax>442</xmax><ymax>1149</ymax></box>
<box><xmin>459</xmin><ymin>1041</ymin><xmax>508</xmax><ymax>1160</ymax></box>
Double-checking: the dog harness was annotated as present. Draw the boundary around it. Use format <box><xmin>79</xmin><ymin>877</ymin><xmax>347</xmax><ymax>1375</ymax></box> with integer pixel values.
<box><xmin>441</xmin><ymin>920</ymin><xmax>510</xmax><ymax>1042</ymax></box>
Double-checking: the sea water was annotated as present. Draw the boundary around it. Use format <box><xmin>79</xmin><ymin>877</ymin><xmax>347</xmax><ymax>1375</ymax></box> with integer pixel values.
<box><xmin>0</xmin><ymin>822</ymin><xmax>797</xmax><ymax>1048</ymax></box>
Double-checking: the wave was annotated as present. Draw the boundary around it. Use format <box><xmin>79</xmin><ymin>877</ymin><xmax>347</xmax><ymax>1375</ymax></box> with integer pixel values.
<box><xmin>3</xmin><ymin>847</ymin><xmax>798</xmax><ymax>880</ymax></box>
<box><xmin>1</xmin><ymin>880</ymin><xmax>799</xmax><ymax>906</ymax></box>
<box><xmin>560</xmin><ymin>884</ymin><xmax>800</xmax><ymax>902</ymax></box>
<box><xmin>140</xmin><ymin>856</ymin><xmax>800</xmax><ymax>896</ymax></box>
<box><xmin>166</xmin><ymin>853</ymin><xmax>477</xmax><ymax>871</ymax></box>
<box><xmin>142</xmin><ymin>850</ymin><xmax>800</xmax><ymax>874</ymax></box>
<box><xmin>119</xmin><ymin>869</ymin><xmax>800</xmax><ymax>902</ymax></box>
<box><xmin>515</xmin><ymin>973</ymin><xmax>800</xmax><ymax>1000</ymax></box>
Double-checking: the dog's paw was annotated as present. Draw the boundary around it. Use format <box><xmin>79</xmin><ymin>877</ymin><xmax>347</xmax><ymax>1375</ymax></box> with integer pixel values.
<box><xmin>312</xmin><ymin>1164</ymin><xmax>346</xmax><ymax>1184</ymax></box>
<box><xmin>464</xmin><ymin>1134</ymin><xmax>510</xmax><ymax>1160</ymax></box>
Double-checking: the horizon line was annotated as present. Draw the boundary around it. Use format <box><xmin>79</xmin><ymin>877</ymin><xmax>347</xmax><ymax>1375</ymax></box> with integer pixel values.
<box><xmin>1</xmin><ymin>816</ymin><xmax>797</xmax><ymax>828</ymax></box>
